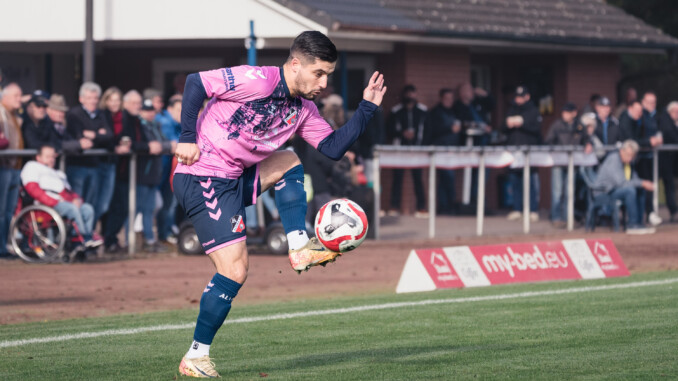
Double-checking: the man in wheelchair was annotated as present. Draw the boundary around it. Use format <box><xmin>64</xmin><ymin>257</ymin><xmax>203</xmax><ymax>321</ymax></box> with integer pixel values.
<box><xmin>592</xmin><ymin>139</ymin><xmax>656</xmax><ymax>234</ymax></box>
<box><xmin>20</xmin><ymin>145</ymin><xmax>103</xmax><ymax>251</ymax></box>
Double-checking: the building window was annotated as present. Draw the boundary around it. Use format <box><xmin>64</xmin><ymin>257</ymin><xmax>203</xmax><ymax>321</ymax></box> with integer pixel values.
<box><xmin>471</xmin><ymin>65</ymin><xmax>491</xmax><ymax>91</ymax></box>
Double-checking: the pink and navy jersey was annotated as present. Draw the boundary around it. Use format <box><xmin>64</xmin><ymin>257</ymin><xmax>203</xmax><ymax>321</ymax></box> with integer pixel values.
<box><xmin>174</xmin><ymin>65</ymin><xmax>334</xmax><ymax>179</ymax></box>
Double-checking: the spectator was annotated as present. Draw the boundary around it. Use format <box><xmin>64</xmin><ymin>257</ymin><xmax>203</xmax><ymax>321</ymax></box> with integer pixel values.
<box><xmin>452</xmin><ymin>82</ymin><xmax>494</xmax><ymax>138</ymax></box>
<box><xmin>581</xmin><ymin>93</ymin><xmax>601</xmax><ymax>115</ymax></box>
<box><xmin>581</xmin><ymin>112</ymin><xmax>605</xmax><ymax>159</ymax></box>
<box><xmin>20</xmin><ymin>145</ymin><xmax>103</xmax><ymax>253</ymax></box>
<box><xmin>99</xmin><ymin>86</ymin><xmax>133</xmax><ymax>228</ymax></box>
<box><xmin>620</xmin><ymin>99</ymin><xmax>663</xmax><ymax>225</ymax></box>
<box><xmin>658</xmin><ymin>101</ymin><xmax>678</xmax><ymax>223</ymax></box>
<box><xmin>21</xmin><ymin>93</ymin><xmax>50</xmax><ymax>147</ymax></box>
<box><xmin>320</xmin><ymin>94</ymin><xmax>346</xmax><ymax>129</ymax></box>
<box><xmin>386</xmin><ymin>84</ymin><xmax>429</xmax><ymax>217</ymax></box>
<box><xmin>101</xmin><ymin>87</ymin><xmax>124</xmax><ymax>141</ymax></box>
<box><xmin>593</xmin><ymin>96</ymin><xmax>622</xmax><ymax>146</ymax></box>
<box><xmin>45</xmin><ymin>94</ymin><xmax>91</xmax><ymax>153</ymax></box>
<box><xmin>429</xmin><ymin>88</ymin><xmax>462</xmax><ymax>215</ymax></box>
<box><xmin>133</xmin><ymin>98</ymin><xmax>172</xmax><ymax>252</ymax></box>
<box><xmin>502</xmin><ymin>85</ymin><xmax>541</xmax><ymax>222</ymax></box>
<box><xmin>592</xmin><ymin>140</ymin><xmax>655</xmax><ymax>234</ymax></box>
<box><xmin>544</xmin><ymin>102</ymin><xmax>590</xmax><ymax>227</ymax></box>
<box><xmin>103</xmin><ymin>90</ymin><xmax>141</xmax><ymax>253</ymax></box>
<box><xmin>143</xmin><ymin>88</ymin><xmax>164</xmax><ymax>114</ymax></box>
<box><xmin>0</xmin><ymin>83</ymin><xmax>23</xmax><ymax>259</ymax></box>
<box><xmin>65</xmin><ymin>82</ymin><xmax>115</xmax><ymax>222</ymax></box>
<box><xmin>614</xmin><ymin>87</ymin><xmax>637</xmax><ymax>120</ymax></box>
<box><xmin>22</xmin><ymin>92</ymin><xmax>83</xmax><ymax>155</ymax></box>
<box><xmin>155</xmin><ymin>94</ymin><xmax>181</xmax><ymax>243</ymax></box>
<box><xmin>453</xmin><ymin>82</ymin><xmax>495</xmax><ymax>205</ymax></box>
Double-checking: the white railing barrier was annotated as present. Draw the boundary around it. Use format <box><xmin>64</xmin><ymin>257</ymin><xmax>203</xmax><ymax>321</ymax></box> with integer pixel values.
<box><xmin>372</xmin><ymin>144</ymin><xmax>678</xmax><ymax>239</ymax></box>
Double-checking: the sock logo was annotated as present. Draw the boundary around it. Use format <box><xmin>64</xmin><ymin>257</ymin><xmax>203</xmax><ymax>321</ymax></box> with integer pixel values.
<box><xmin>203</xmin><ymin>282</ymin><xmax>214</xmax><ymax>293</ymax></box>
<box><xmin>193</xmin><ymin>342</ymin><xmax>199</xmax><ymax>350</ymax></box>
<box><xmin>219</xmin><ymin>293</ymin><xmax>233</xmax><ymax>301</ymax></box>
<box><xmin>230</xmin><ymin>215</ymin><xmax>245</xmax><ymax>233</ymax></box>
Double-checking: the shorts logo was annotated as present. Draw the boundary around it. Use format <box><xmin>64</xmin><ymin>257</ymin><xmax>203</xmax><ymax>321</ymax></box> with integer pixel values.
<box><xmin>284</xmin><ymin>108</ymin><xmax>298</xmax><ymax>126</ymax></box>
<box><xmin>231</xmin><ymin>215</ymin><xmax>245</xmax><ymax>233</ymax></box>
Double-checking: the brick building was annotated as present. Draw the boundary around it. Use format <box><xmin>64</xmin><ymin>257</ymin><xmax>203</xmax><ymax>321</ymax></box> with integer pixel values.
<box><xmin>2</xmin><ymin>0</ymin><xmax>677</xmax><ymax>212</ymax></box>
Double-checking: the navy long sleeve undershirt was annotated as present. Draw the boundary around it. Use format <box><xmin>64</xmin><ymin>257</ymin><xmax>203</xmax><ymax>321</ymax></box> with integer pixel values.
<box><xmin>316</xmin><ymin>100</ymin><xmax>378</xmax><ymax>161</ymax></box>
<box><xmin>179</xmin><ymin>73</ymin><xmax>207</xmax><ymax>144</ymax></box>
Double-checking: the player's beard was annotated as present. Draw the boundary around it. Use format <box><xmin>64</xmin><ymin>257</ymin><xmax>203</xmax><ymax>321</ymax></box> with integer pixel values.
<box><xmin>295</xmin><ymin>76</ymin><xmax>319</xmax><ymax>100</ymax></box>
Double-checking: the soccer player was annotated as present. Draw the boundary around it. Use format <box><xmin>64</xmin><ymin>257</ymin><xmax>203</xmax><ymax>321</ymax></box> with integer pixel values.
<box><xmin>173</xmin><ymin>31</ymin><xmax>386</xmax><ymax>378</ymax></box>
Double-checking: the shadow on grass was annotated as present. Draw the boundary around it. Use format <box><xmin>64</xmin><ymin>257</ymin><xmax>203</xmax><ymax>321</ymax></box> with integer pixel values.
<box><xmin>230</xmin><ymin>343</ymin><xmax>516</xmax><ymax>377</ymax></box>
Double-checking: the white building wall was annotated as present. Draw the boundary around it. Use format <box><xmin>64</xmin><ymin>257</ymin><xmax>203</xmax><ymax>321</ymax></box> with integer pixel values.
<box><xmin>0</xmin><ymin>0</ymin><xmax>326</xmax><ymax>42</ymax></box>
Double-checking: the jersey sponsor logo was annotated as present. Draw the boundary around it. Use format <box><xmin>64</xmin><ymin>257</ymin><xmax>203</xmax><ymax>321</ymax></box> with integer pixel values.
<box><xmin>230</xmin><ymin>215</ymin><xmax>245</xmax><ymax>233</ymax></box>
<box><xmin>284</xmin><ymin>108</ymin><xmax>298</xmax><ymax>126</ymax></box>
<box><xmin>222</xmin><ymin>68</ymin><xmax>236</xmax><ymax>91</ymax></box>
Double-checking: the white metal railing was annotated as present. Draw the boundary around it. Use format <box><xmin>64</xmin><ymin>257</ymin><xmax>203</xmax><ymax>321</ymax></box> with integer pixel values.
<box><xmin>372</xmin><ymin>144</ymin><xmax>678</xmax><ymax>239</ymax></box>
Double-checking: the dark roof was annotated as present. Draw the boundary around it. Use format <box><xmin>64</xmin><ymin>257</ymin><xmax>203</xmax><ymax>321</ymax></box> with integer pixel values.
<box><xmin>274</xmin><ymin>0</ymin><xmax>678</xmax><ymax>50</ymax></box>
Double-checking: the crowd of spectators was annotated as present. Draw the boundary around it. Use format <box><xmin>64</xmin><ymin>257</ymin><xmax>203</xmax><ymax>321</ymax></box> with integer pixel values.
<box><xmin>372</xmin><ymin>83</ymin><xmax>676</xmax><ymax>235</ymax></box>
<box><xmin>2</xmin><ymin>73</ymin><xmax>677</xmax><ymax>260</ymax></box>
<box><xmin>0</xmin><ymin>81</ymin><xmax>179</xmax><ymax>260</ymax></box>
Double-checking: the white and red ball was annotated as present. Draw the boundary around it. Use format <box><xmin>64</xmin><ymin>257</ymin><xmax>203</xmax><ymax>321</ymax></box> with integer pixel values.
<box><xmin>314</xmin><ymin>199</ymin><xmax>368</xmax><ymax>252</ymax></box>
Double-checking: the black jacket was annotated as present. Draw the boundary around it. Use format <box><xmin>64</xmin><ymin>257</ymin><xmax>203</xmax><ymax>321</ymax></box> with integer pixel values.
<box><xmin>594</xmin><ymin>116</ymin><xmax>623</xmax><ymax>145</ymax></box>
<box><xmin>658</xmin><ymin>111</ymin><xmax>678</xmax><ymax>145</ymax></box>
<box><xmin>618</xmin><ymin>111</ymin><xmax>652</xmax><ymax>148</ymax></box>
<box><xmin>121</xmin><ymin>112</ymin><xmax>171</xmax><ymax>186</ymax></box>
<box><xmin>451</xmin><ymin>96</ymin><xmax>495</xmax><ymax>124</ymax></box>
<box><xmin>501</xmin><ymin>101</ymin><xmax>541</xmax><ymax>145</ymax></box>
<box><xmin>386</xmin><ymin>102</ymin><xmax>429</xmax><ymax>146</ymax></box>
<box><xmin>428</xmin><ymin>103</ymin><xmax>462</xmax><ymax>146</ymax></box>
<box><xmin>65</xmin><ymin>106</ymin><xmax>114</xmax><ymax>166</ymax></box>
<box><xmin>544</xmin><ymin>118</ymin><xmax>589</xmax><ymax>146</ymax></box>
<box><xmin>22</xmin><ymin>117</ymin><xmax>81</xmax><ymax>154</ymax></box>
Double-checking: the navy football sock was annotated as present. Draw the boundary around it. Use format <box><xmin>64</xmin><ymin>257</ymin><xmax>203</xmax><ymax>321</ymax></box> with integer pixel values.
<box><xmin>193</xmin><ymin>273</ymin><xmax>241</xmax><ymax>346</ymax></box>
<box><xmin>275</xmin><ymin>164</ymin><xmax>307</xmax><ymax>234</ymax></box>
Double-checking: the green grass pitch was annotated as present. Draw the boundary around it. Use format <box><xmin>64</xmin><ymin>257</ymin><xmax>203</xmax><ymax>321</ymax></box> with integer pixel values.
<box><xmin>1</xmin><ymin>271</ymin><xmax>677</xmax><ymax>380</ymax></box>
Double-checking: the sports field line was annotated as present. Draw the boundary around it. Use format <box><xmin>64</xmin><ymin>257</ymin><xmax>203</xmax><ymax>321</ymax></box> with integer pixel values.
<box><xmin>2</xmin><ymin>277</ymin><xmax>677</xmax><ymax>349</ymax></box>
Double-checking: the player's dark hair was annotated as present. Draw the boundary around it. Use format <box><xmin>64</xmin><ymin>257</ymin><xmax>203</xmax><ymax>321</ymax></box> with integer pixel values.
<box><xmin>288</xmin><ymin>31</ymin><xmax>337</xmax><ymax>64</ymax></box>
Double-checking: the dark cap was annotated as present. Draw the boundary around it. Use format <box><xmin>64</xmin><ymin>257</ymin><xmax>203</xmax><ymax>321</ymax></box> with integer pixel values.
<box><xmin>27</xmin><ymin>93</ymin><xmax>47</xmax><ymax>108</ymax></box>
<box><xmin>596</xmin><ymin>96</ymin><xmax>611</xmax><ymax>106</ymax></box>
<box><xmin>141</xmin><ymin>98</ymin><xmax>155</xmax><ymax>111</ymax></box>
<box><xmin>515</xmin><ymin>85</ymin><xmax>530</xmax><ymax>97</ymax></box>
<box><xmin>562</xmin><ymin>102</ymin><xmax>577</xmax><ymax>112</ymax></box>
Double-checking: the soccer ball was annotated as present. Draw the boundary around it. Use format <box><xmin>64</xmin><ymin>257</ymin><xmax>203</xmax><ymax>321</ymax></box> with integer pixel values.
<box><xmin>314</xmin><ymin>199</ymin><xmax>368</xmax><ymax>252</ymax></box>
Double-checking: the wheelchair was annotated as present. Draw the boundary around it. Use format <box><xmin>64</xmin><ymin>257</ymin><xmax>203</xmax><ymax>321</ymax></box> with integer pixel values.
<box><xmin>8</xmin><ymin>188</ymin><xmax>87</xmax><ymax>263</ymax></box>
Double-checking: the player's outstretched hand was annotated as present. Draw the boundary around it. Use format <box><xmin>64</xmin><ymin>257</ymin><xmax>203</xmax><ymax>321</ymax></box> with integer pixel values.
<box><xmin>363</xmin><ymin>71</ymin><xmax>387</xmax><ymax>107</ymax></box>
<box><xmin>175</xmin><ymin>142</ymin><xmax>200</xmax><ymax>166</ymax></box>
